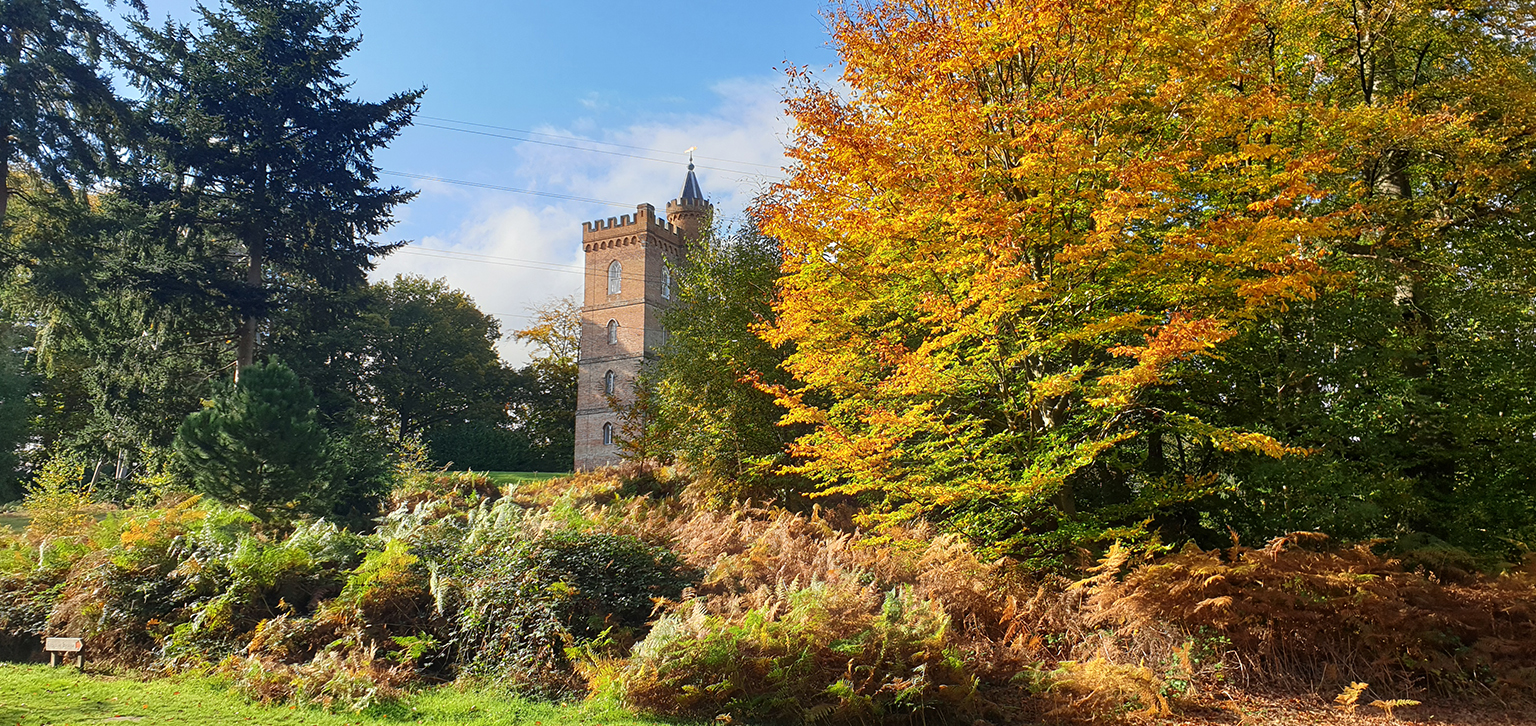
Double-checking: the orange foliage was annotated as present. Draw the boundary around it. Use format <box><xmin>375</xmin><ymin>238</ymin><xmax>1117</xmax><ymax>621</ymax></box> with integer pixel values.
<box><xmin>763</xmin><ymin>0</ymin><xmax>1342</xmax><ymax>535</ymax></box>
<box><xmin>761</xmin><ymin>0</ymin><xmax>1536</xmax><ymax>549</ymax></box>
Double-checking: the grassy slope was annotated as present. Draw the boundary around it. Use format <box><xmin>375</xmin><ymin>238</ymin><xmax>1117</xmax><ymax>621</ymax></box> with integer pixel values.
<box><xmin>0</xmin><ymin>512</ymin><xmax>27</xmax><ymax>533</ymax></box>
<box><xmin>479</xmin><ymin>472</ymin><xmax>567</xmax><ymax>487</ymax></box>
<box><xmin>0</xmin><ymin>665</ymin><xmax>674</xmax><ymax>726</ymax></box>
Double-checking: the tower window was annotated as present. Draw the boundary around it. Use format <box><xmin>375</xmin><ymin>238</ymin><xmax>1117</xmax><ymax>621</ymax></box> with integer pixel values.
<box><xmin>662</xmin><ymin>266</ymin><xmax>671</xmax><ymax>300</ymax></box>
<box><xmin>608</xmin><ymin>260</ymin><xmax>622</xmax><ymax>295</ymax></box>
<box><xmin>607</xmin><ymin>319</ymin><xmax>618</xmax><ymax>345</ymax></box>
<box><xmin>604</xmin><ymin>370</ymin><xmax>616</xmax><ymax>395</ymax></box>
<box><xmin>602</xmin><ymin>422</ymin><xmax>614</xmax><ymax>446</ymax></box>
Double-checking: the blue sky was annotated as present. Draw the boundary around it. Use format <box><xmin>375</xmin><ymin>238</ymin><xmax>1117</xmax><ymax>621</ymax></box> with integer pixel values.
<box><xmin>126</xmin><ymin>0</ymin><xmax>841</xmax><ymax>362</ymax></box>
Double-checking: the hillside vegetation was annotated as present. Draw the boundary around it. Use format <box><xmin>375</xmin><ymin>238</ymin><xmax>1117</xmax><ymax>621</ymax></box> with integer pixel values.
<box><xmin>6</xmin><ymin>0</ymin><xmax>1536</xmax><ymax>723</ymax></box>
<box><xmin>4</xmin><ymin>466</ymin><xmax>1532</xmax><ymax>723</ymax></box>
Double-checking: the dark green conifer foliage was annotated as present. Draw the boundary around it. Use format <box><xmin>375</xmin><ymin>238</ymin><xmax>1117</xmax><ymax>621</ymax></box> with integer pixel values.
<box><xmin>0</xmin><ymin>0</ymin><xmax>140</xmax><ymax>221</ymax></box>
<box><xmin>126</xmin><ymin>0</ymin><xmax>421</xmax><ymax>372</ymax></box>
<box><xmin>0</xmin><ymin>320</ymin><xmax>28</xmax><ymax>498</ymax></box>
<box><xmin>174</xmin><ymin>358</ymin><xmax>335</xmax><ymax>524</ymax></box>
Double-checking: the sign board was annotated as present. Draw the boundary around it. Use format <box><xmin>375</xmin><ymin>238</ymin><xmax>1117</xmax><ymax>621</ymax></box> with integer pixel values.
<box><xmin>44</xmin><ymin>637</ymin><xmax>83</xmax><ymax>653</ymax></box>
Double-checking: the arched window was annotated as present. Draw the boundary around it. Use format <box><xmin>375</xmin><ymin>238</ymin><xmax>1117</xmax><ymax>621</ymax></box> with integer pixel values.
<box><xmin>607</xmin><ymin>260</ymin><xmax>622</xmax><ymax>295</ymax></box>
<box><xmin>661</xmin><ymin>266</ymin><xmax>672</xmax><ymax>300</ymax></box>
<box><xmin>604</xmin><ymin>370</ymin><xmax>616</xmax><ymax>395</ymax></box>
<box><xmin>602</xmin><ymin>422</ymin><xmax>614</xmax><ymax>446</ymax></box>
<box><xmin>607</xmin><ymin>319</ymin><xmax>619</xmax><ymax>345</ymax></box>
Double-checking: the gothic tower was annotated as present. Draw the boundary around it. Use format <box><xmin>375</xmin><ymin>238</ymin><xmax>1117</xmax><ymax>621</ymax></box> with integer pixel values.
<box><xmin>573</xmin><ymin>164</ymin><xmax>711</xmax><ymax>470</ymax></box>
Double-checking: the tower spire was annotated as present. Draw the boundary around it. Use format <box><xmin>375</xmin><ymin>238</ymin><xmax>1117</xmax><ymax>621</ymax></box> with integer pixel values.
<box><xmin>680</xmin><ymin>151</ymin><xmax>704</xmax><ymax>202</ymax></box>
<box><xmin>667</xmin><ymin>151</ymin><xmax>711</xmax><ymax>244</ymax></box>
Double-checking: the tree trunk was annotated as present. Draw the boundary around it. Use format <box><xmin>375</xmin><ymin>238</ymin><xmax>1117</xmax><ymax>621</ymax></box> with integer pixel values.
<box><xmin>1</xmin><ymin>139</ymin><xmax>10</xmax><ymax>223</ymax></box>
<box><xmin>236</xmin><ymin>236</ymin><xmax>263</xmax><ymax>380</ymax></box>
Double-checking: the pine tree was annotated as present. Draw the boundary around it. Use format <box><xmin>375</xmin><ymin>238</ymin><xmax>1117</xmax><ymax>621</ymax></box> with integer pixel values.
<box><xmin>0</xmin><ymin>0</ymin><xmax>140</xmax><ymax>220</ymax></box>
<box><xmin>174</xmin><ymin>358</ymin><xmax>335</xmax><ymax>524</ymax></box>
<box><xmin>127</xmin><ymin>0</ymin><xmax>420</xmax><ymax>375</ymax></box>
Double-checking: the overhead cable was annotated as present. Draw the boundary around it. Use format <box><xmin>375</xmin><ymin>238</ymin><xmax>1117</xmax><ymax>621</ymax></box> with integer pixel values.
<box><xmin>418</xmin><ymin>114</ymin><xmax>784</xmax><ymax>171</ymax></box>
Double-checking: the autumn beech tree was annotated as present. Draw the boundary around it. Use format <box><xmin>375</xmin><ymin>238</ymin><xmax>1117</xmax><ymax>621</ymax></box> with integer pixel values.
<box><xmin>764</xmin><ymin>0</ymin><xmax>1536</xmax><ymax>560</ymax></box>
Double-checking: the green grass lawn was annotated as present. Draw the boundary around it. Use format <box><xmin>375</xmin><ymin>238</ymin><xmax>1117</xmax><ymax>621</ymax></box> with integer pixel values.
<box><xmin>478</xmin><ymin>472</ymin><xmax>568</xmax><ymax>487</ymax></box>
<box><xmin>0</xmin><ymin>664</ymin><xmax>677</xmax><ymax>726</ymax></box>
<box><xmin>0</xmin><ymin>512</ymin><xmax>28</xmax><ymax>533</ymax></box>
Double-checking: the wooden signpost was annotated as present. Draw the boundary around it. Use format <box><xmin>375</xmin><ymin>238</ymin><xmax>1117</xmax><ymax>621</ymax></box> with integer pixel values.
<box><xmin>44</xmin><ymin>637</ymin><xmax>84</xmax><ymax>669</ymax></box>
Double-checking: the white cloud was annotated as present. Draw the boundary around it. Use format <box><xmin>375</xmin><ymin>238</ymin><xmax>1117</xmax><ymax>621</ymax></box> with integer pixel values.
<box><xmin>370</xmin><ymin>76</ymin><xmax>792</xmax><ymax>366</ymax></box>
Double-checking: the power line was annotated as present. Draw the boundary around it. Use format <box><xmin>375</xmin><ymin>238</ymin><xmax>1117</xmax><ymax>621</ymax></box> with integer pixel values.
<box><xmin>380</xmin><ymin>170</ymin><xmax>636</xmax><ymax>208</ymax></box>
<box><xmin>418</xmin><ymin>114</ymin><xmax>784</xmax><ymax>171</ymax></box>
<box><xmin>415</xmin><ymin>122</ymin><xmax>784</xmax><ymax>179</ymax></box>
<box><xmin>397</xmin><ymin>246</ymin><xmax>581</xmax><ymax>271</ymax></box>
<box><xmin>394</xmin><ymin>248</ymin><xmax>581</xmax><ymax>275</ymax></box>
<box><xmin>393</xmin><ymin>247</ymin><xmax>665</xmax><ymax>285</ymax></box>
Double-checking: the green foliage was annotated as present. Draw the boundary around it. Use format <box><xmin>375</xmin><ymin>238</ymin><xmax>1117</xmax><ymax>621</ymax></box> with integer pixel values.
<box><xmin>641</xmin><ymin>216</ymin><xmax>809</xmax><ymax>499</ymax></box>
<box><xmin>0</xmin><ymin>0</ymin><xmax>139</xmax><ymax>220</ymax></box>
<box><xmin>424</xmin><ymin>419</ymin><xmax>530</xmax><ymax>472</ymax></box>
<box><xmin>126</xmin><ymin>0</ymin><xmax>422</xmax><ymax>369</ymax></box>
<box><xmin>366</xmin><ymin>275</ymin><xmax>514</xmax><ymax>447</ymax></box>
<box><xmin>622</xmin><ymin>583</ymin><xmax>975</xmax><ymax>722</ymax></box>
<box><xmin>450</xmin><ymin>528</ymin><xmax>693</xmax><ymax>695</ymax></box>
<box><xmin>174</xmin><ymin>359</ymin><xmax>337</xmax><ymax>525</ymax></box>
<box><xmin>21</xmin><ymin>452</ymin><xmax>93</xmax><ymax>540</ymax></box>
<box><xmin>1</xmin><ymin>180</ymin><xmax>229</xmax><ymax>487</ymax></box>
<box><xmin>524</xmin><ymin>530</ymin><xmax>693</xmax><ymax>641</ymax></box>
<box><xmin>507</xmin><ymin>296</ymin><xmax>579</xmax><ymax>472</ymax></box>
<box><xmin>0</xmin><ymin>321</ymin><xmax>31</xmax><ymax>499</ymax></box>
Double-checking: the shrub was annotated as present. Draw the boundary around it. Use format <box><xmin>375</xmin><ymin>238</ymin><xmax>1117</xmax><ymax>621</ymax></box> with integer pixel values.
<box><xmin>526</xmin><ymin>530</ymin><xmax>693</xmax><ymax>641</ymax></box>
<box><xmin>622</xmin><ymin>582</ymin><xmax>976</xmax><ymax>722</ymax></box>
<box><xmin>1082</xmin><ymin>535</ymin><xmax>1536</xmax><ymax>691</ymax></box>
<box><xmin>451</xmin><ymin>529</ymin><xmax>693</xmax><ymax>695</ymax></box>
<box><xmin>174</xmin><ymin>359</ymin><xmax>339</xmax><ymax>526</ymax></box>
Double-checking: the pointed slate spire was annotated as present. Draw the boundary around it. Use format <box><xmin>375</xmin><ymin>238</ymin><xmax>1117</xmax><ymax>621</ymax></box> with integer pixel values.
<box><xmin>680</xmin><ymin>154</ymin><xmax>704</xmax><ymax>201</ymax></box>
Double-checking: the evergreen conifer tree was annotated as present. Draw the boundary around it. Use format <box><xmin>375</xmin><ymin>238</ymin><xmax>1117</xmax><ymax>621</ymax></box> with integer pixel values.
<box><xmin>174</xmin><ymin>358</ymin><xmax>335</xmax><ymax>524</ymax></box>
<box><xmin>0</xmin><ymin>0</ymin><xmax>140</xmax><ymax>220</ymax></box>
<box><xmin>126</xmin><ymin>0</ymin><xmax>421</xmax><ymax>375</ymax></box>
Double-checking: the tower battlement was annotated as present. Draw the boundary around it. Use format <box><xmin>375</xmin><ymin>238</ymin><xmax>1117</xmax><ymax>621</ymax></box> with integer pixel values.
<box><xmin>665</xmin><ymin>196</ymin><xmax>710</xmax><ymax>212</ymax></box>
<box><xmin>583</xmin><ymin>204</ymin><xmax>681</xmax><ymax>240</ymax></box>
<box><xmin>581</xmin><ymin>203</ymin><xmax>683</xmax><ymax>253</ymax></box>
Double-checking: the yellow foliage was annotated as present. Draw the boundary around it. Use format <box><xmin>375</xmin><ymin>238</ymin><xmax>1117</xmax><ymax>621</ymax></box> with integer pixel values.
<box><xmin>23</xmin><ymin>454</ymin><xmax>95</xmax><ymax>543</ymax></box>
<box><xmin>1370</xmin><ymin>699</ymin><xmax>1421</xmax><ymax>719</ymax></box>
<box><xmin>1047</xmin><ymin>658</ymin><xmax>1172</xmax><ymax>720</ymax></box>
<box><xmin>1334</xmin><ymin>681</ymin><xmax>1368</xmax><ymax>714</ymax></box>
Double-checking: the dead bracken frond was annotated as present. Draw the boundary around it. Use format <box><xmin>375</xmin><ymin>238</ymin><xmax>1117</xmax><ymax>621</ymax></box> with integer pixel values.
<box><xmin>1334</xmin><ymin>681</ymin><xmax>1368</xmax><ymax>714</ymax></box>
<box><xmin>1370</xmin><ymin>699</ymin><xmax>1421</xmax><ymax>720</ymax></box>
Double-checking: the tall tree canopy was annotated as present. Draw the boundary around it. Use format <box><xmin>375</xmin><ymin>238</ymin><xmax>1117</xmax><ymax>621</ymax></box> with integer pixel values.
<box><xmin>640</xmin><ymin>218</ymin><xmax>807</xmax><ymax>497</ymax></box>
<box><xmin>128</xmin><ymin>0</ymin><xmax>420</xmax><ymax>374</ymax></box>
<box><xmin>507</xmin><ymin>296</ymin><xmax>579</xmax><ymax>472</ymax></box>
<box><xmin>366</xmin><ymin>274</ymin><xmax>513</xmax><ymax>447</ymax></box>
<box><xmin>0</xmin><ymin>0</ymin><xmax>139</xmax><ymax>220</ymax></box>
<box><xmin>765</xmin><ymin>0</ymin><xmax>1536</xmax><ymax>560</ymax></box>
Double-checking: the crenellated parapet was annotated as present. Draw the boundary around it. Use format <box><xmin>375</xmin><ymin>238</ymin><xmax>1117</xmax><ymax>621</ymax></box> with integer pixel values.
<box><xmin>582</xmin><ymin>203</ymin><xmax>684</xmax><ymax>254</ymax></box>
<box><xmin>664</xmin><ymin>197</ymin><xmax>710</xmax><ymax>245</ymax></box>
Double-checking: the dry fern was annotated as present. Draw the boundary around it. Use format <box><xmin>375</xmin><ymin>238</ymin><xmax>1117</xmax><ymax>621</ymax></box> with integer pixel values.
<box><xmin>1046</xmin><ymin>658</ymin><xmax>1172</xmax><ymax>719</ymax></box>
<box><xmin>1334</xmin><ymin>681</ymin><xmax>1368</xmax><ymax>714</ymax></box>
<box><xmin>1370</xmin><ymin>699</ymin><xmax>1421</xmax><ymax>719</ymax></box>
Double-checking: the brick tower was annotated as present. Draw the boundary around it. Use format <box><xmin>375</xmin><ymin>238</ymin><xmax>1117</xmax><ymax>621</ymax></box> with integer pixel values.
<box><xmin>573</xmin><ymin>163</ymin><xmax>711</xmax><ymax>470</ymax></box>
